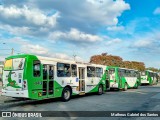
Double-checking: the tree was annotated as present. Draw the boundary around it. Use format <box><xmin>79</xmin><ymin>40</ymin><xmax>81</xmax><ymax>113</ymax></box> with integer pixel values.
<box><xmin>130</xmin><ymin>61</ymin><xmax>145</xmax><ymax>71</ymax></box>
<box><xmin>146</xmin><ymin>67</ymin><xmax>160</xmax><ymax>72</ymax></box>
<box><xmin>90</xmin><ymin>53</ymin><xmax>123</xmax><ymax>67</ymax></box>
<box><xmin>90</xmin><ymin>53</ymin><xmax>146</xmax><ymax>71</ymax></box>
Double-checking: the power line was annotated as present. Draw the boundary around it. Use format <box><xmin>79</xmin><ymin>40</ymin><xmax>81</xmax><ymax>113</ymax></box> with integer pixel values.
<box><xmin>14</xmin><ymin>50</ymin><xmax>25</xmax><ymax>53</ymax></box>
<box><xmin>0</xmin><ymin>49</ymin><xmax>11</xmax><ymax>51</ymax></box>
<box><xmin>0</xmin><ymin>48</ymin><xmax>26</xmax><ymax>55</ymax></box>
<box><xmin>0</xmin><ymin>53</ymin><xmax>11</xmax><ymax>56</ymax></box>
<box><xmin>73</xmin><ymin>54</ymin><xmax>77</xmax><ymax>61</ymax></box>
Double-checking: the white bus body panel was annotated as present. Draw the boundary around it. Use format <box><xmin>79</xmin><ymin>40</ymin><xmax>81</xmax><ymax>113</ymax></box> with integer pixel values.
<box><xmin>125</xmin><ymin>77</ymin><xmax>137</xmax><ymax>87</ymax></box>
<box><xmin>110</xmin><ymin>82</ymin><xmax>118</xmax><ymax>88</ymax></box>
<box><xmin>141</xmin><ymin>76</ymin><xmax>149</xmax><ymax>84</ymax></box>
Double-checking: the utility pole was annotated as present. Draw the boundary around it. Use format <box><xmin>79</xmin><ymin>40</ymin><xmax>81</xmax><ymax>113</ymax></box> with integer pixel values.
<box><xmin>11</xmin><ymin>48</ymin><xmax>14</xmax><ymax>55</ymax></box>
<box><xmin>73</xmin><ymin>54</ymin><xmax>77</xmax><ymax>61</ymax></box>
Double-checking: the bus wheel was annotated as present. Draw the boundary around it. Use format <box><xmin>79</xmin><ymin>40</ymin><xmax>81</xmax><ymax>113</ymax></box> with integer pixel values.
<box><xmin>134</xmin><ymin>82</ymin><xmax>138</xmax><ymax>89</ymax></box>
<box><xmin>124</xmin><ymin>83</ymin><xmax>128</xmax><ymax>91</ymax></box>
<box><xmin>98</xmin><ymin>85</ymin><xmax>103</xmax><ymax>95</ymax></box>
<box><xmin>62</xmin><ymin>87</ymin><xmax>71</xmax><ymax>102</ymax></box>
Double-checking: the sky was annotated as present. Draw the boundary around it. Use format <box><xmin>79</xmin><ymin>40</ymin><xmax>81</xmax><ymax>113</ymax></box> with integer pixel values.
<box><xmin>0</xmin><ymin>0</ymin><xmax>160</xmax><ymax>68</ymax></box>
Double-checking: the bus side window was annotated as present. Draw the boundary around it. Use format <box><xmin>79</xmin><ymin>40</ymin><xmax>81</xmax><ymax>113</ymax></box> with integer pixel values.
<box><xmin>96</xmin><ymin>67</ymin><xmax>103</xmax><ymax>77</ymax></box>
<box><xmin>124</xmin><ymin>70</ymin><xmax>128</xmax><ymax>77</ymax></box>
<box><xmin>33</xmin><ymin>60</ymin><xmax>41</xmax><ymax>77</ymax></box>
<box><xmin>43</xmin><ymin>65</ymin><xmax>47</xmax><ymax>80</ymax></box>
<box><xmin>57</xmin><ymin>63</ymin><xmax>71</xmax><ymax>77</ymax></box>
<box><xmin>130</xmin><ymin>71</ymin><xmax>134</xmax><ymax>77</ymax></box>
<box><xmin>87</xmin><ymin>66</ymin><xmax>95</xmax><ymax>77</ymax></box>
<box><xmin>49</xmin><ymin>66</ymin><xmax>54</xmax><ymax>80</ymax></box>
<box><xmin>71</xmin><ymin>64</ymin><xmax>77</xmax><ymax>77</ymax></box>
<box><xmin>119</xmin><ymin>69</ymin><xmax>124</xmax><ymax>78</ymax></box>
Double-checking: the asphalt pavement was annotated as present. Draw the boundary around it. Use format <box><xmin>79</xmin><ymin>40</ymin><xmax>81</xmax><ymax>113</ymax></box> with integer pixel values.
<box><xmin>0</xmin><ymin>82</ymin><xmax>160</xmax><ymax>120</ymax></box>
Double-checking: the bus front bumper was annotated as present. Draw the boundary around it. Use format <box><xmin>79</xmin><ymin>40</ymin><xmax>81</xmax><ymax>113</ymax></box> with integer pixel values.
<box><xmin>141</xmin><ymin>80</ymin><xmax>149</xmax><ymax>84</ymax></box>
<box><xmin>1</xmin><ymin>89</ymin><xmax>28</xmax><ymax>98</ymax></box>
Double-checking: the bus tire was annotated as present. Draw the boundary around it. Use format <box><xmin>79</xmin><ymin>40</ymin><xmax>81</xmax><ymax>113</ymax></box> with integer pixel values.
<box><xmin>134</xmin><ymin>82</ymin><xmax>138</xmax><ymax>89</ymax></box>
<box><xmin>61</xmin><ymin>87</ymin><xmax>71</xmax><ymax>102</ymax></box>
<box><xmin>123</xmin><ymin>83</ymin><xmax>128</xmax><ymax>91</ymax></box>
<box><xmin>98</xmin><ymin>85</ymin><xmax>103</xmax><ymax>95</ymax></box>
<box><xmin>110</xmin><ymin>88</ymin><xmax>114</xmax><ymax>91</ymax></box>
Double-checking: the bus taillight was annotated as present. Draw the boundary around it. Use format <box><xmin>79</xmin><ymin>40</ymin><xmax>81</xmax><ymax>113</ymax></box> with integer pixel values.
<box><xmin>23</xmin><ymin>80</ymin><xmax>27</xmax><ymax>90</ymax></box>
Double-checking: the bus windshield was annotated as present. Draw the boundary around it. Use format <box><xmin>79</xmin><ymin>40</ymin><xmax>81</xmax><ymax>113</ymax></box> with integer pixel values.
<box><xmin>4</xmin><ymin>58</ymin><xmax>25</xmax><ymax>70</ymax></box>
<box><xmin>141</xmin><ymin>71</ymin><xmax>146</xmax><ymax>76</ymax></box>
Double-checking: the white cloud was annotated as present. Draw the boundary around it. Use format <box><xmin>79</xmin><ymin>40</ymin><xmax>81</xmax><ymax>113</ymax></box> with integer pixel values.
<box><xmin>78</xmin><ymin>0</ymin><xmax>130</xmax><ymax>26</ymax></box>
<box><xmin>107</xmin><ymin>26</ymin><xmax>124</xmax><ymax>31</ymax></box>
<box><xmin>52</xmin><ymin>53</ymin><xmax>71</xmax><ymax>60</ymax></box>
<box><xmin>21</xmin><ymin>43</ymin><xmax>84</xmax><ymax>61</ymax></box>
<box><xmin>11</xmin><ymin>37</ymin><xmax>84</xmax><ymax>61</ymax></box>
<box><xmin>49</xmin><ymin>28</ymin><xmax>103</xmax><ymax>43</ymax></box>
<box><xmin>133</xmin><ymin>39</ymin><xmax>152</xmax><ymax>48</ymax></box>
<box><xmin>1</xmin><ymin>36</ymin><xmax>30</xmax><ymax>47</ymax></box>
<box><xmin>106</xmin><ymin>38</ymin><xmax>122</xmax><ymax>45</ymax></box>
<box><xmin>132</xmin><ymin>31</ymin><xmax>160</xmax><ymax>49</ymax></box>
<box><xmin>51</xmin><ymin>53</ymin><xmax>84</xmax><ymax>61</ymax></box>
<box><xmin>0</xmin><ymin>5</ymin><xmax>59</xmax><ymax>27</ymax></box>
<box><xmin>0</xmin><ymin>5</ymin><xmax>60</xmax><ymax>38</ymax></box>
<box><xmin>0</xmin><ymin>0</ymin><xmax>130</xmax><ymax>45</ymax></box>
<box><xmin>22</xmin><ymin>44</ymin><xmax>49</xmax><ymax>55</ymax></box>
<box><xmin>0</xmin><ymin>55</ymin><xmax>5</xmax><ymax>62</ymax></box>
<box><xmin>27</xmin><ymin>0</ymin><xmax>130</xmax><ymax>31</ymax></box>
<box><xmin>153</xmin><ymin>7</ymin><xmax>160</xmax><ymax>15</ymax></box>
<box><xmin>0</xmin><ymin>24</ymin><xmax>31</xmax><ymax>36</ymax></box>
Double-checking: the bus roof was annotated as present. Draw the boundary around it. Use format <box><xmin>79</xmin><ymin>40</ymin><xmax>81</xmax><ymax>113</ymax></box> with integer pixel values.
<box><xmin>106</xmin><ymin>66</ymin><xmax>138</xmax><ymax>71</ymax></box>
<box><xmin>5</xmin><ymin>54</ymin><xmax>36</xmax><ymax>60</ymax></box>
<box><xmin>37</xmin><ymin>55</ymin><xmax>106</xmax><ymax>67</ymax></box>
<box><xmin>5</xmin><ymin>54</ymin><xmax>106</xmax><ymax>67</ymax></box>
<box><xmin>145</xmin><ymin>70</ymin><xmax>157</xmax><ymax>73</ymax></box>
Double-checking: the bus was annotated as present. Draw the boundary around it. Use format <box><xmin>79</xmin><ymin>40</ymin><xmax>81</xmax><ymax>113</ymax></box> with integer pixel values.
<box><xmin>140</xmin><ymin>70</ymin><xmax>159</xmax><ymax>85</ymax></box>
<box><xmin>106</xmin><ymin>66</ymin><xmax>140</xmax><ymax>91</ymax></box>
<box><xmin>2</xmin><ymin>54</ymin><xmax>106</xmax><ymax>101</ymax></box>
<box><xmin>0</xmin><ymin>65</ymin><xmax>3</xmax><ymax>81</ymax></box>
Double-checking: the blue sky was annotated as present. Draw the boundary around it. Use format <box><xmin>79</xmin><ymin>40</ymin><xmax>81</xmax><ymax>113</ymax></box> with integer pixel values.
<box><xmin>0</xmin><ymin>0</ymin><xmax>160</xmax><ymax>68</ymax></box>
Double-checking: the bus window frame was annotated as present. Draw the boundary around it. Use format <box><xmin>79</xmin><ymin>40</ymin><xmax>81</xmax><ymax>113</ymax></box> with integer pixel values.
<box><xmin>33</xmin><ymin>60</ymin><xmax>41</xmax><ymax>77</ymax></box>
<box><xmin>4</xmin><ymin>58</ymin><xmax>25</xmax><ymax>71</ymax></box>
<box><xmin>71</xmin><ymin>64</ymin><xmax>77</xmax><ymax>77</ymax></box>
<box><xmin>96</xmin><ymin>67</ymin><xmax>103</xmax><ymax>78</ymax></box>
<box><xmin>118</xmin><ymin>69</ymin><xmax>125</xmax><ymax>77</ymax></box>
<box><xmin>87</xmin><ymin>66</ymin><xmax>96</xmax><ymax>77</ymax></box>
<box><xmin>57</xmin><ymin>62</ymin><xmax>71</xmax><ymax>77</ymax></box>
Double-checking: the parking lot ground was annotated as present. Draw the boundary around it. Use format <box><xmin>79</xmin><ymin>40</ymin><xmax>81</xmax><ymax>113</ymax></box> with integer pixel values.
<box><xmin>0</xmin><ymin>83</ymin><xmax>160</xmax><ymax>120</ymax></box>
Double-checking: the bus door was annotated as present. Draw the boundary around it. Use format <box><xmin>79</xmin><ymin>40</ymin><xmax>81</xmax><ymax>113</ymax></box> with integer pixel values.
<box><xmin>118</xmin><ymin>69</ymin><xmax>123</xmax><ymax>89</ymax></box>
<box><xmin>78</xmin><ymin>67</ymin><xmax>85</xmax><ymax>93</ymax></box>
<box><xmin>42</xmin><ymin>64</ymin><xmax>54</xmax><ymax>97</ymax></box>
<box><xmin>105</xmin><ymin>70</ymin><xmax>110</xmax><ymax>89</ymax></box>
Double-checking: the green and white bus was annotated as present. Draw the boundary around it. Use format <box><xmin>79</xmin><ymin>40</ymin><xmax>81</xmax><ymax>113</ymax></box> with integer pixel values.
<box><xmin>2</xmin><ymin>54</ymin><xmax>106</xmax><ymax>101</ymax></box>
<box><xmin>106</xmin><ymin>66</ymin><xmax>140</xmax><ymax>91</ymax></box>
<box><xmin>140</xmin><ymin>70</ymin><xmax>158</xmax><ymax>85</ymax></box>
<box><xmin>0</xmin><ymin>65</ymin><xmax>3</xmax><ymax>81</ymax></box>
